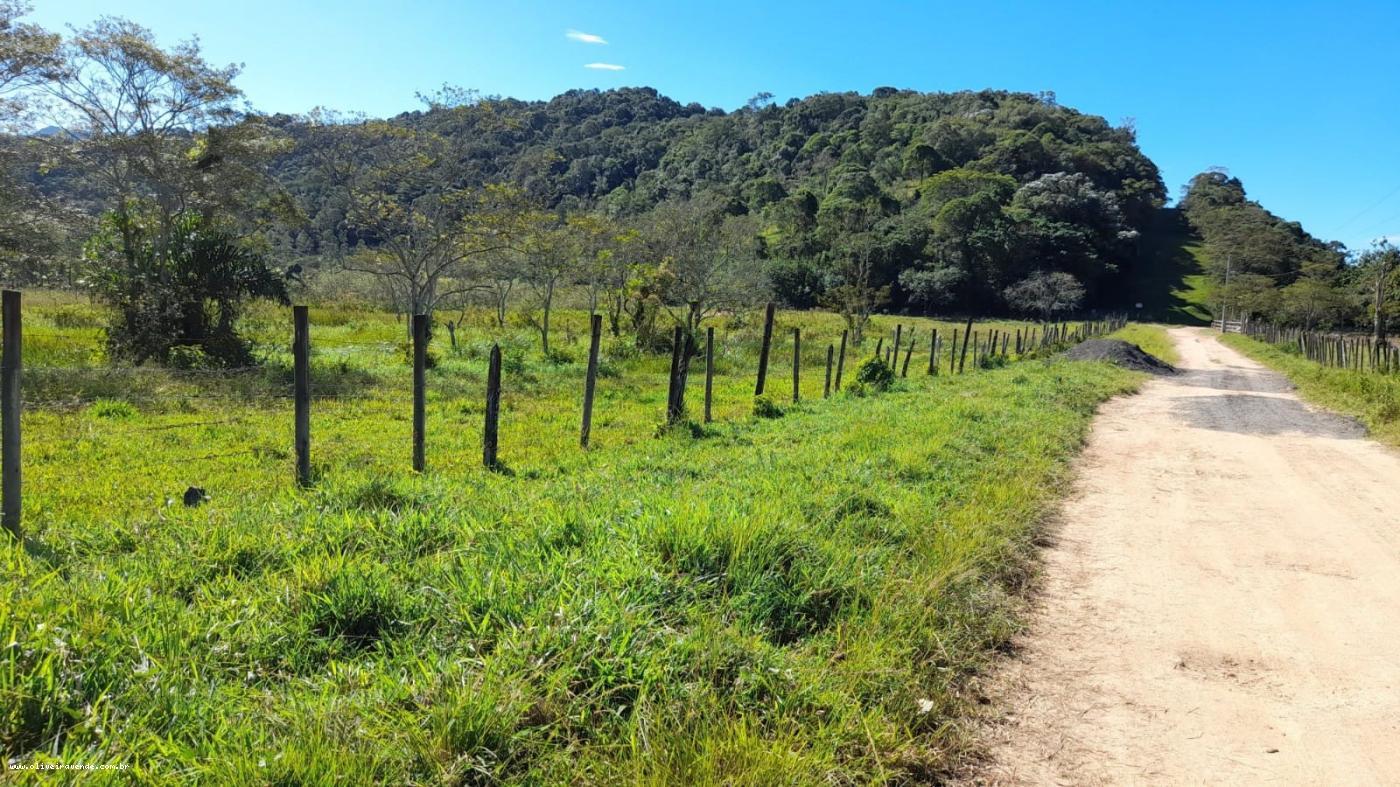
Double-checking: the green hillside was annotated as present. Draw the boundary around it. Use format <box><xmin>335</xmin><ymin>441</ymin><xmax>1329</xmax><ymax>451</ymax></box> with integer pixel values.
<box><xmin>1117</xmin><ymin>208</ymin><xmax>1213</xmax><ymax>324</ymax></box>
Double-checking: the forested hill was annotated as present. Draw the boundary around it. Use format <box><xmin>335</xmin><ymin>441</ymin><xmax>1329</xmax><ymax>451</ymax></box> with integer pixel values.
<box><xmin>267</xmin><ymin>87</ymin><xmax>1167</xmax><ymax>314</ymax></box>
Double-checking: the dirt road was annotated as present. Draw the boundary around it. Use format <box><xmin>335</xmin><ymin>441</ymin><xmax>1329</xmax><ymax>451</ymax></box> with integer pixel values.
<box><xmin>972</xmin><ymin>327</ymin><xmax>1400</xmax><ymax>785</ymax></box>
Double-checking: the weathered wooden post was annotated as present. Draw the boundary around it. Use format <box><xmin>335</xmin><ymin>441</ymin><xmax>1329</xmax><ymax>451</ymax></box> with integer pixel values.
<box><xmin>704</xmin><ymin>326</ymin><xmax>715</xmax><ymax>423</ymax></box>
<box><xmin>901</xmin><ymin>335</ymin><xmax>914</xmax><ymax>377</ymax></box>
<box><xmin>928</xmin><ymin>328</ymin><xmax>938</xmax><ymax>375</ymax></box>
<box><xmin>791</xmin><ymin>327</ymin><xmax>801</xmax><ymax>403</ymax></box>
<box><xmin>958</xmin><ymin>322</ymin><xmax>974</xmax><ymax>374</ymax></box>
<box><xmin>949</xmin><ymin>329</ymin><xmax>959</xmax><ymax>374</ymax></box>
<box><xmin>483</xmin><ymin>344</ymin><xmax>501</xmax><ymax>469</ymax></box>
<box><xmin>666</xmin><ymin>325</ymin><xmax>684</xmax><ymax>423</ymax></box>
<box><xmin>893</xmin><ymin>324</ymin><xmax>903</xmax><ymax>363</ymax></box>
<box><xmin>580</xmin><ymin>313</ymin><xmax>602</xmax><ymax>447</ymax></box>
<box><xmin>755</xmin><ymin>301</ymin><xmax>775</xmax><ymax>396</ymax></box>
<box><xmin>293</xmin><ymin>305</ymin><xmax>311</xmax><ymax>487</ymax></box>
<box><xmin>2</xmin><ymin>290</ymin><xmax>19</xmax><ymax>539</ymax></box>
<box><xmin>412</xmin><ymin>313</ymin><xmax>427</xmax><ymax>473</ymax></box>
<box><xmin>834</xmin><ymin>330</ymin><xmax>848</xmax><ymax>391</ymax></box>
<box><xmin>824</xmin><ymin>344</ymin><xmax>834</xmax><ymax>398</ymax></box>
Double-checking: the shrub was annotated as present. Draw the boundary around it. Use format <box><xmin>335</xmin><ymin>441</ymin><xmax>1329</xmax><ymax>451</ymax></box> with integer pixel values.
<box><xmin>88</xmin><ymin>210</ymin><xmax>287</xmax><ymax>367</ymax></box>
<box><xmin>853</xmin><ymin>357</ymin><xmax>895</xmax><ymax>392</ymax></box>
<box><xmin>167</xmin><ymin>344</ymin><xmax>213</xmax><ymax>370</ymax></box>
<box><xmin>752</xmin><ymin>394</ymin><xmax>785</xmax><ymax>419</ymax></box>
<box><xmin>88</xmin><ymin>399</ymin><xmax>137</xmax><ymax>419</ymax></box>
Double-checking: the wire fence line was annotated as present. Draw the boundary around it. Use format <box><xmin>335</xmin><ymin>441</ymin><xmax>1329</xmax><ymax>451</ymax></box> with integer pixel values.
<box><xmin>1240</xmin><ymin>321</ymin><xmax>1400</xmax><ymax>374</ymax></box>
<box><xmin>0</xmin><ymin>288</ymin><xmax>1129</xmax><ymax>540</ymax></box>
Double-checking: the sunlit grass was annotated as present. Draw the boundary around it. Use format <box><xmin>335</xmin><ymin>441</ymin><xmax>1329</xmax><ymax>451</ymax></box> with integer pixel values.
<box><xmin>1108</xmin><ymin>323</ymin><xmax>1180</xmax><ymax>365</ymax></box>
<box><xmin>2</xmin><ymin>296</ymin><xmax>1141</xmax><ymax>783</ymax></box>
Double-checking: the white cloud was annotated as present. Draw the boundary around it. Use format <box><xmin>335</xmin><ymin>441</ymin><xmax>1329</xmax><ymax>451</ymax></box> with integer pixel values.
<box><xmin>584</xmin><ymin>62</ymin><xmax>625</xmax><ymax>71</ymax></box>
<box><xmin>566</xmin><ymin>30</ymin><xmax>607</xmax><ymax>45</ymax></box>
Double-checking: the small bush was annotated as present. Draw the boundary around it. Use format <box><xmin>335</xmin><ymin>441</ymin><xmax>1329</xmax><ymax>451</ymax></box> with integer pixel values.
<box><xmin>752</xmin><ymin>395</ymin><xmax>785</xmax><ymax>419</ymax></box>
<box><xmin>167</xmin><ymin>344</ymin><xmax>213</xmax><ymax>370</ymax></box>
<box><xmin>544</xmin><ymin>347</ymin><xmax>575</xmax><ymax>365</ymax></box>
<box><xmin>88</xmin><ymin>399</ymin><xmax>137</xmax><ymax>419</ymax></box>
<box><xmin>853</xmin><ymin>357</ymin><xmax>895</xmax><ymax>392</ymax></box>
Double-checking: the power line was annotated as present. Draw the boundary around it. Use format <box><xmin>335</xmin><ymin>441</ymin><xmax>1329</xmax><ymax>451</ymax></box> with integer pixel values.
<box><xmin>1328</xmin><ymin>182</ymin><xmax>1400</xmax><ymax>236</ymax></box>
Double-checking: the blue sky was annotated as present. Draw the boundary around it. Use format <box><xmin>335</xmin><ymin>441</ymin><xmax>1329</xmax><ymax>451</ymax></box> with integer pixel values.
<box><xmin>31</xmin><ymin>0</ymin><xmax>1400</xmax><ymax>253</ymax></box>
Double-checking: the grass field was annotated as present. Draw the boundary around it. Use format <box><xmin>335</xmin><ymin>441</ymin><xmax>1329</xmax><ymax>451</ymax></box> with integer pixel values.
<box><xmin>1221</xmin><ymin>333</ymin><xmax>1400</xmax><ymax>448</ymax></box>
<box><xmin>2</xmin><ymin>297</ymin><xmax>1146</xmax><ymax>783</ymax></box>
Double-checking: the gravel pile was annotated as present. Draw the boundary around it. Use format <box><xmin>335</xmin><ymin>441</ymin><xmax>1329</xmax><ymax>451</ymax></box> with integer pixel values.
<box><xmin>1062</xmin><ymin>339</ymin><xmax>1176</xmax><ymax>375</ymax></box>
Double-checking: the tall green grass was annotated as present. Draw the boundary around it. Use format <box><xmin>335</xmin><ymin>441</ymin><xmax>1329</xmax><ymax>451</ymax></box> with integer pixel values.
<box><xmin>1108</xmin><ymin>323</ymin><xmax>1180</xmax><ymax>365</ymax></box>
<box><xmin>1221</xmin><ymin>333</ymin><xmax>1400</xmax><ymax>447</ymax></box>
<box><xmin>2</xmin><ymin>298</ymin><xmax>1142</xmax><ymax>783</ymax></box>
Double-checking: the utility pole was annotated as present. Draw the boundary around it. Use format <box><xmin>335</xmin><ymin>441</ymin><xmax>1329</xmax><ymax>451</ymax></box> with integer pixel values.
<box><xmin>1219</xmin><ymin>254</ymin><xmax>1232</xmax><ymax>333</ymax></box>
<box><xmin>1374</xmin><ymin>253</ymin><xmax>1391</xmax><ymax>344</ymax></box>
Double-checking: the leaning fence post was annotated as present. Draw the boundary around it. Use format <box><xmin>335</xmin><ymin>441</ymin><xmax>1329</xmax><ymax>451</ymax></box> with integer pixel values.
<box><xmin>755</xmin><ymin>301</ymin><xmax>775</xmax><ymax>396</ymax></box>
<box><xmin>412</xmin><ymin>314</ymin><xmax>427</xmax><ymax>473</ymax></box>
<box><xmin>834</xmin><ymin>330</ymin><xmax>848</xmax><ymax>391</ymax></box>
<box><xmin>2</xmin><ymin>290</ymin><xmax>20</xmax><ymax>539</ymax></box>
<box><xmin>580</xmin><ymin>313</ymin><xmax>602</xmax><ymax>448</ymax></box>
<box><xmin>704</xmin><ymin>326</ymin><xmax>715</xmax><ymax>423</ymax></box>
<box><xmin>484</xmin><ymin>343</ymin><xmax>501</xmax><ymax>469</ymax></box>
<box><xmin>958</xmin><ymin>322</ymin><xmax>974</xmax><ymax>374</ymax></box>
<box><xmin>293</xmin><ymin>305</ymin><xmax>311</xmax><ymax>487</ymax></box>
<box><xmin>791</xmin><ymin>327</ymin><xmax>801</xmax><ymax>403</ymax></box>
<box><xmin>901</xmin><ymin>334</ymin><xmax>914</xmax><ymax>377</ymax></box>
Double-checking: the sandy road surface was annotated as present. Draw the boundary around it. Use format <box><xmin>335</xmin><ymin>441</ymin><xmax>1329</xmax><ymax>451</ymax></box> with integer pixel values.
<box><xmin>971</xmin><ymin>327</ymin><xmax>1400</xmax><ymax>785</ymax></box>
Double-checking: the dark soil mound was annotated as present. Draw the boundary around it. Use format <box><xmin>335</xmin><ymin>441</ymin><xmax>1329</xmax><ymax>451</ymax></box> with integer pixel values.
<box><xmin>1062</xmin><ymin>339</ymin><xmax>1176</xmax><ymax>375</ymax></box>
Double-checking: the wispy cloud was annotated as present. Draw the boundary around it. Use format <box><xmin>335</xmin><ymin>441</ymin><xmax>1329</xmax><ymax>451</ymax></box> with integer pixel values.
<box><xmin>584</xmin><ymin>62</ymin><xmax>625</xmax><ymax>71</ymax></box>
<box><xmin>566</xmin><ymin>29</ymin><xmax>608</xmax><ymax>45</ymax></box>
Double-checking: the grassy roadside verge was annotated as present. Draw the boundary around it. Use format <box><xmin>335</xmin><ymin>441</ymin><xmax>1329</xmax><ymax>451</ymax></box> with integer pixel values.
<box><xmin>1107</xmin><ymin>323</ymin><xmax>1180</xmax><ymax>366</ymax></box>
<box><xmin>3</xmin><ymin>355</ymin><xmax>1140</xmax><ymax>783</ymax></box>
<box><xmin>1221</xmin><ymin>334</ymin><xmax>1400</xmax><ymax>447</ymax></box>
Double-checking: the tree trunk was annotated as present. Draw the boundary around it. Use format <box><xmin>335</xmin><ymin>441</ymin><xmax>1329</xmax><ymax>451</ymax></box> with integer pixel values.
<box><xmin>541</xmin><ymin>281</ymin><xmax>554</xmax><ymax>355</ymax></box>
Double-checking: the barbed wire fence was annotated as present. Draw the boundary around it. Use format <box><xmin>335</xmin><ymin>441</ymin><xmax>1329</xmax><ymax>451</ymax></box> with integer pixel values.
<box><xmin>0</xmin><ymin>289</ymin><xmax>1128</xmax><ymax>540</ymax></box>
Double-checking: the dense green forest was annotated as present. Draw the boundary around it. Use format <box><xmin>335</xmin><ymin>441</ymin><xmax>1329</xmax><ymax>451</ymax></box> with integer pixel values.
<box><xmin>267</xmin><ymin>84</ymin><xmax>1168</xmax><ymax>317</ymax></box>
<box><xmin>3</xmin><ymin>6</ymin><xmax>1393</xmax><ymax>367</ymax></box>
<box><xmin>1179</xmin><ymin>170</ymin><xmax>1397</xmax><ymax>333</ymax></box>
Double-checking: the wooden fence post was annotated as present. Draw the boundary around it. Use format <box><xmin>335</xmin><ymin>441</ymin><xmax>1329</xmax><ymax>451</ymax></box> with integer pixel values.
<box><xmin>824</xmin><ymin>344</ymin><xmax>834</xmax><ymax>398</ymax></box>
<box><xmin>2</xmin><ymin>290</ymin><xmax>19</xmax><ymax>539</ymax></box>
<box><xmin>755</xmin><ymin>302</ymin><xmax>775</xmax><ymax>396</ymax></box>
<box><xmin>580</xmin><ymin>313</ymin><xmax>602</xmax><ymax>447</ymax></box>
<box><xmin>412</xmin><ymin>314</ymin><xmax>427</xmax><ymax>473</ymax></box>
<box><xmin>958</xmin><ymin>322</ymin><xmax>974</xmax><ymax>374</ymax></box>
<box><xmin>293</xmin><ymin>305</ymin><xmax>311</xmax><ymax>487</ymax></box>
<box><xmin>484</xmin><ymin>344</ymin><xmax>501</xmax><ymax>469</ymax></box>
<box><xmin>791</xmin><ymin>327</ymin><xmax>801</xmax><ymax>403</ymax></box>
<box><xmin>949</xmin><ymin>329</ymin><xmax>959</xmax><ymax>374</ymax></box>
<box><xmin>901</xmin><ymin>335</ymin><xmax>914</xmax><ymax>377</ymax></box>
<box><xmin>928</xmin><ymin>328</ymin><xmax>938</xmax><ymax>375</ymax></box>
<box><xmin>666</xmin><ymin>325</ymin><xmax>684</xmax><ymax>422</ymax></box>
<box><xmin>893</xmin><ymin>324</ymin><xmax>903</xmax><ymax>363</ymax></box>
<box><xmin>835</xmin><ymin>330</ymin><xmax>848</xmax><ymax>391</ymax></box>
<box><xmin>704</xmin><ymin>326</ymin><xmax>715</xmax><ymax>423</ymax></box>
